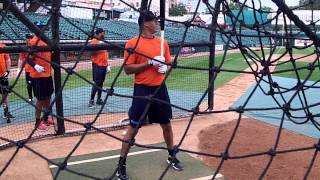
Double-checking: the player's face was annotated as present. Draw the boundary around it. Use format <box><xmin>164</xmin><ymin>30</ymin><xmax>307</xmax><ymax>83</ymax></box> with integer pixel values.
<box><xmin>26</xmin><ymin>38</ymin><xmax>32</xmax><ymax>46</ymax></box>
<box><xmin>145</xmin><ymin>19</ymin><xmax>159</xmax><ymax>34</ymax></box>
<box><xmin>98</xmin><ymin>32</ymin><xmax>105</xmax><ymax>40</ymax></box>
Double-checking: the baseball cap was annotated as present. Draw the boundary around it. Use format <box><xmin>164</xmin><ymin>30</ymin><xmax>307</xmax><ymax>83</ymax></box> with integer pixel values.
<box><xmin>25</xmin><ymin>33</ymin><xmax>34</xmax><ymax>39</ymax></box>
<box><xmin>138</xmin><ymin>10</ymin><xmax>157</xmax><ymax>26</ymax></box>
<box><xmin>95</xmin><ymin>28</ymin><xmax>105</xmax><ymax>35</ymax></box>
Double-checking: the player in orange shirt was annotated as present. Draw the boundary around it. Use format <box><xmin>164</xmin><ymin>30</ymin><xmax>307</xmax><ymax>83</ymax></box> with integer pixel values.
<box><xmin>88</xmin><ymin>28</ymin><xmax>110</xmax><ymax>108</ymax></box>
<box><xmin>18</xmin><ymin>34</ymin><xmax>34</xmax><ymax>102</ymax></box>
<box><xmin>0</xmin><ymin>43</ymin><xmax>14</xmax><ymax>122</ymax></box>
<box><xmin>25</xmin><ymin>22</ymin><xmax>54</xmax><ymax>131</ymax></box>
<box><xmin>116</xmin><ymin>11</ymin><xmax>183</xmax><ymax>180</ymax></box>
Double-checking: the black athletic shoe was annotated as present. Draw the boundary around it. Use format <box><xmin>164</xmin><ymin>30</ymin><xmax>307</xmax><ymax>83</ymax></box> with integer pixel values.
<box><xmin>3</xmin><ymin>107</ymin><xmax>15</xmax><ymax>119</ymax></box>
<box><xmin>167</xmin><ymin>156</ymin><xmax>183</xmax><ymax>171</ymax></box>
<box><xmin>4</xmin><ymin>111</ymin><xmax>15</xmax><ymax>119</ymax></box>
<box><xmin>116</xmin><ymin>164</ymin><xmax>130</xmax><ymax>180</ymax></box>
<box><xmin>96</xmin><ymin>98</ymin><xmax>103</xmax><ymax>105</ymax></box>
<box><xmin>88</xmin><ymin>100</ymin><xmax>94</xmax><ymax>108</ymax></box>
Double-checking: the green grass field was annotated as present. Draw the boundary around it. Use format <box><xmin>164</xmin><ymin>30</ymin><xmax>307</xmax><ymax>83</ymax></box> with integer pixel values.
<box><xmin>60</xmin><ymin>53</ymin><xmax>250</xmax><ymax>92</ymax></box>
<box><xmin>274</xmin><ymin>47</ymin><xmax>316</xmax><ymax>55</ymax></box>
<box><xmin>9</xmin><ymin>53</ymin><xmax>250</xmax><ymax>102</ymax></box>
<box><xmin>257</xmin><ymin>47</ymin><xmax>316</xmax><ymax>55</ymax></box>
<box><xmin>11</xmin><ymin>52</ymin><xmax>319</xmax><ymax>103</ymax></box>
<box><xmin>274</xmin><ymin>61</ymin><xmax>320</xmax><ymax>81</ymax></box>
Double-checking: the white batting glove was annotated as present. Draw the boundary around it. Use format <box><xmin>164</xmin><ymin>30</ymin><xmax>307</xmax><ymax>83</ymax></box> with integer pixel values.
<box><xmin>148</xmin><ymin>56</ymin><xmax>165</xmax><ymax>66</ymax></box>
<box><xmin>34</xmin><ymin>64</ymin><xmax>44</xmax><ymax>73</ymax></box>
<box><xmin>158</xmin><ymin>64</ymin><xmax>168</xmax><ymax>74</ymax></box>
<box><xmin>153</xmin><ymin>56</ymin><xmax>167</xmax><ymax>74</ymax></box>
<box><xmin>107</xmin><ymin>66</ymin><xmax>111</xmax><ymax>73</ymax></box>
<box><xmin>3</xmin><ymin>71</ymin><xmax>9</xmax><ymax>77</ymax></box>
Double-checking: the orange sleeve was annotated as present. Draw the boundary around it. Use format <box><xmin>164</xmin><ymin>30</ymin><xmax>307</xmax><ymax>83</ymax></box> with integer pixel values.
<box><xmin>19</xmin><ymin>53</ymin><xmax>25</xmax><ymax>60</ymax></box>
<box><xmin>89</xmin><ymin>40</ymin><xmax>97</xmax><ymax>56</ymax></box>
<box><xmin>5</xmin><ymin>53</ymin><xmax>10</xmax><ymax>69</ymax></box>
<box><xmin>124</xmin><ymin>40</ymin><xmax>136</xmax><ymax>65</ymax></box>
<box><xmin>164</xmin><ymin>40</ymin><xmax>171</xmax><ymax>64</ymax></box>
<box><xmin>5</xmin><ymin>53</ymin><xmax>10</xmax><ymax>60</ymax></box>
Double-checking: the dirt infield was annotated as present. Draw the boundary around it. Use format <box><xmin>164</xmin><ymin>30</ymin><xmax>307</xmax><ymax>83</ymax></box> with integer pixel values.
<box><xmin>0</xmin><ymin>62</ymin><xmax>319</xmax><ymax>179</ymax></box>
<box><xmin>198</xmin><ymin>118</ymin><xmax>319</xmax><ymax>180</ymax></box>
<box><xmin>0</xmin><ymin>112</ymin><xmax>128</xmax><ymax>146</ymax></box>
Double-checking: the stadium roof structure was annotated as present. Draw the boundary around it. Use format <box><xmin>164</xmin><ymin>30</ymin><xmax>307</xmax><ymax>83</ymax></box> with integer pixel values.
<box><xmin>226</xmin><ymin>10</ymin><xmax>270</xmax><ymax>26</ymax></box>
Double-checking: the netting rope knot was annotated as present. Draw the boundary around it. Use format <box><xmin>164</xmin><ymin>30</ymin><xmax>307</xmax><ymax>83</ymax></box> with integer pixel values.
<box><xmin>65</xmin><ymin>67</ymin><xmax>74</xmax><ymax>75</ymax></box>
<box><xmin>221</xmin><ymin>152</ymin><xmax>229</xmax><ymax>160</ymax></box>
<box><xmin>272</xmin><ymin>82</ymin><xmax>279</xmax><ymax>88</ymax></box>
<box><xmin>307</xmin><ymin>113</ymin><xmax>314</xmax><ymax>121</ymax></box>
<box><xmin>16</xmin><ymin>140</ymin><xmax>25</xmax><ymax>148</ymax></box>
<box><xmin>307</xmin><ymin>63</ymin><xmax>315</xmax><ymax>71</ymax></box>
<box><xmin>267</xmin><ymin>88</ymin><xmax>274</xmax><ymax>96</ymax></box>
<box><xmin>192</xmin><ymin>107</ymin><xmax>200</xmax><ymax>115</ymax></box>
<box><xmin>267</xmin><ymin>149</ymin><xmax>276</xmax><ymax>157</ymax></box>
<box><xmin>83</xmin><ymin>122</ymin><xmax>92</xmax><ymax>130</ymax></box>
<box><xmin>183</xmin><ymin>20</ymin><xmax>192</xmax><ymax>28</ymax></box>
<box><xmin>58</xmin><ymin>162</ymin><xmax>67</xmax><ymax>170</ymax></box>
<box><xmin>171</xmin><ymin>61</ymin><xmax>177</xmax><ymax>69</ymax></box>
<box><xmin>314</xmin><ymin>144</ymin><xmax>320</xmax><ymax>151</ymax></box>
<box><xmin>235</xmin><ymin>106</ymin><xmax>244</xmax><ymax>114</ymax></box>
<box><xmin>106</xmin><ymin>88</ymin><xmax>114</xmax><ymax>96</ymax></box>
<box><xmin>211</xmin><ymin>66</ymin><xmax>220</xmax><ymax>73</ymax></box>
<box><xmin>128</xmin><ymin>138</ymin><xmax>135</xmax><ymax>147</ymax></box>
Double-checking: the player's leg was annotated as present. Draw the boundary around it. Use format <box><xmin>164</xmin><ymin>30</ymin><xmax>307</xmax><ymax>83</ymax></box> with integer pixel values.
<box><xmin>160</xmin><ymin>123</ymin><xmax>173</xmax><ymax>150</ymax></box>
<box><xmin>117</xmin><ymin>84</ymin><xmax>149</xmax><ymax>180</ymax></box>
<box><xmin>151</xmin><ymin>84</ymin><xmax>183</xmax><ymax>171</ymax></box>
<box><xmin>32</xmin><ymin>77</ymin><xmax>53</xmax><ymax>131</ymax></box>
<box><xmin>116</xmin><ymin>125</ymin><xmax>138</xmax><ymax>180</ymax></box>
<box><xmin>40</xmin><ymin>77</ymin><xmax>54</xmax><ymax>126</ymax></box>
<box><xmin>96</xmin><ymin>66</ymin><xmax>106</xmax><ymax>105</ymax></box>
<box><xmin>89</xmin><ymin>64</ymin><xmax>98</xmax><ymax>107</ymax></box>
<box><xmin>26</xmin><ymin>72</ymin><xmax>33</xmax><ymax>101</ymax></box>
<box><xmin>1</xmin><ymin>78</ymin><xmax>14</xmax><ymax>120</ymax></box>
<box><xmin>31</xmin><ymin>78</ymin><xmax>40</xmax><ymax>127</ymax></box>
<box><xmin>35</xmin><ymin>99</ymin><xmax>48</xmax><ymax>131</ymax></box>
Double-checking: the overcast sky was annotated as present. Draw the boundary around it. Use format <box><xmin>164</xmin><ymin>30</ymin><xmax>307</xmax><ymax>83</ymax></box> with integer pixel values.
<box><xmin>179</xmin><ymin>0</ymin><xmax>300</xmax><ymax>12</ymax></box>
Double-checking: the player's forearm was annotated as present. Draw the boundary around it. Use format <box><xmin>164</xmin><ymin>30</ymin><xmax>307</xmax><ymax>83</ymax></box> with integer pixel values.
<box><xmin>124</xmin><ymin>62</ymin><xmax>150</xmax><ymax>74</ymax></box>
<box><xmin>18</xmin><ymin>60</ymin><xmax>22</xmax><ymax>68</ymax></box>
<box><xmin>5</xmin><ymin>55</ymin><xmax>11</xmax><ymax>69</ymax></box>
<box><xmin>25</xmin><ymin>58</ymin><xmax>36</xmax><ymax>67</ymax></box>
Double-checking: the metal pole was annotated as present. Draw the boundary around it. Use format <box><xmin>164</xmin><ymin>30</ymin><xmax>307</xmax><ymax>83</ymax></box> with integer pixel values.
<box><xmin>208</xmin><ymin>0</ymin><xmax>223</xmax><ymax>110</ymax></box>
<box><xmin>160</xmin><ymin>0</ymin><xmax>165</xmax><ymax>56</ymax></box>
<box><xmin>52</xmin><ymin>0</ymin><xmax>65</xmax><ymax>135</ymax></box>
<box><xmin>24</xmin><ymin>0</ymin><xmax>26</xmax><ymax>12</ymax></box>
<box><xmin>0</xmin><ymin>42</ymin><xmax>211</xmax><ymax>53</ymax></box>
<box><xmin>111</xmin><ymin>0</ymin><xmax>113</xmax><ymax>19</ymax></box>
<box><xmin>140</xmin><ymin>0</ymin><xmax>148</xmax><ymax>11</ymax></box>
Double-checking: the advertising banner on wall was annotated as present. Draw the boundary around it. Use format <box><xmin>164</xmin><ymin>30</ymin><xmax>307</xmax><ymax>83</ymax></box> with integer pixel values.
<box><xmin>64</xmin><ymin>0</ymin><xmax>111</xmax><ymax>10</ymax></box>
<box><xmin>295</xmin><ymin>39</ymin><xmax>313</xmax><ymax>47</ymax></box>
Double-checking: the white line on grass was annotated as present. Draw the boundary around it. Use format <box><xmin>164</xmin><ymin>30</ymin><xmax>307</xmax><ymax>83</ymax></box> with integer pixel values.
<box><xmin>190</xmin><ymin>174</ymin><xmax>224</xmax><ymax>180</ymax></box>
<box><xmin>49</xmin><ymin>149</ymin><xmax>162</xmax><ymax>168</ymax></box>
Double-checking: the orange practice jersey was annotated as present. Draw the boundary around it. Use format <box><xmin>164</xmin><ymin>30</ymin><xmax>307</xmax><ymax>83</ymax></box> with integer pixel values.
<box><xmin>29</xmin><ymin>37</ymin><xmax>52</xmax><ymax>78</ymax></box>
<box><xmin>124</xmin><ymin>36</ymin><xmax>171</xmax><ymax>86</ymax></box>
<box><xmin>0</xmin><ymin>44</ymin><xmax>9</xmax><ymax>77</ymax></box>
<box><xmin>19</xmin><ymin>53</ymin><xmax>33</xmax><ymax>73</ymax></box>
<box><xmin>90</xmin><ymin>38</ymin><xmax>108</xmax><ymax>67</ymax></box>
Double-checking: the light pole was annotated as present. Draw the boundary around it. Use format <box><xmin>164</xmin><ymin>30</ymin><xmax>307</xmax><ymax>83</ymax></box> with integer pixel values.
<box><xmin>111</xmin><ymin>0</ymin><xmax>113</xmax><ymax>19</ymax></box>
